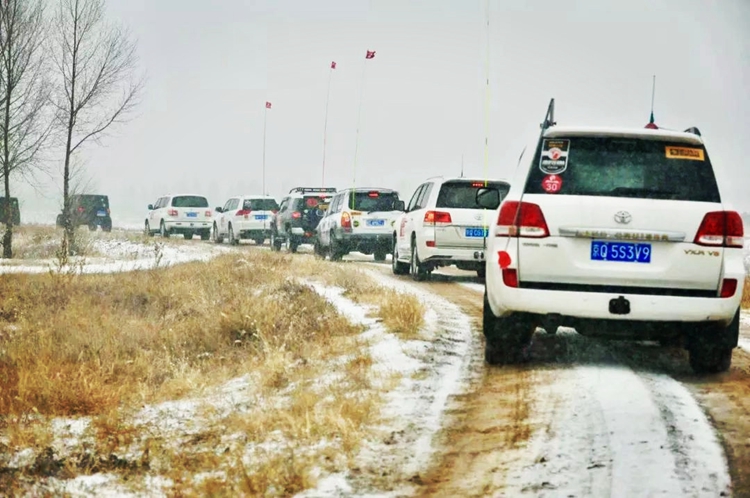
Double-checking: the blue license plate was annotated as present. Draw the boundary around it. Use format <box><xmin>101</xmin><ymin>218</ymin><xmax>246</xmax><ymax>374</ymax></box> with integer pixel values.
<box><xmin>186</xmin><ymin>212</ymin><xmax>197</xmax><ymax>218</ymax></box>
<box><xmin>254</xmin><ymin>214</ymin><xmax>268</xmax><ymax>220</ymax></box>
<box><xmin>465</xmin><ymin>227</ymin><xmax>489</xmax><ymax>238</ymax></box>
<box><xmin>591</xmin><ymin>240</ymin><xmax>651</xmax><ymax>263</ymax></box>
<box><xmin>366</xmin><ymin>219</ymin><xmax>385</xmax><ymax>226</ymax></box>
<box><xmin>96</xmin><ymin>211</ymin><xmax>106</xmax><ymax>217</ymax></box>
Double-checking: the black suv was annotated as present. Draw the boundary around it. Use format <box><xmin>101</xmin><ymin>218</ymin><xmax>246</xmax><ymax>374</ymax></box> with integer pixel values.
<box><xmin>0</xmin><ymin>197</ymin><xmax>20</xmax><ymax>226</ymax></box>
<box><xmin>271</xmin><ymin>187</ymin><xmax>336</xmax><ymax>252</ymax></box>
<box><xmin>56</xmin><ymin>194</ymin><xmax>112</xmax><ymax>232</ymax></box>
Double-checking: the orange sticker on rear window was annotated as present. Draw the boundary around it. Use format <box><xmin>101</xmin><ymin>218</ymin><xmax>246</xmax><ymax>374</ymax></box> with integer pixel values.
<box><xmin>665</xmin><ymin>146</ymin><xmax>704</xmax><ymax>161</ymax></box>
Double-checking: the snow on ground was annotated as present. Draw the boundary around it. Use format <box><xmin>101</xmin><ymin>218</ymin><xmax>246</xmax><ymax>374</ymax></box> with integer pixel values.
<box><xmin>298</xmin><ymin>270</ymin><xmax>477</xmax><ymax>497</ymax></box>
<box><xmin>0</xmin><ymin>238</ymin><xmax>230</xmax><ymax>274</ymax></box>
<box><xmin>459</xmin><ymin>281</ymin><xmax>484</xmax><ymax>294</ymax></box>
<box><xmin>738</xmin><ymin>311</ymin><xmax>750</xmax><ymax>352</ymax></box>
<box><xmin>500</xmin><ymin>353</ymin><xmax>731</xmax><ymax>496</ymax></box>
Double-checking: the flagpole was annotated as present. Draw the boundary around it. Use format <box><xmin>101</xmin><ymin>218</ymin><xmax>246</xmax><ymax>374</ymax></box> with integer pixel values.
<box><xmin>263</xmin><ymin>104</ymin><xmax>268</xmax><ymax>196</ymax></box>
<box><xmin>483</xmin><ymin>0</ymin><xmax>490</xmax><ymax>188</ymax></box>
<box><xmin>352</xmin><ymin>56</ymin><xmax>369</xmax><ymax>187</ymax></box>
<box><xmin>322</xmin><ymin>63</ymin><xmax>334</xmax><ymax>186</ymax></box>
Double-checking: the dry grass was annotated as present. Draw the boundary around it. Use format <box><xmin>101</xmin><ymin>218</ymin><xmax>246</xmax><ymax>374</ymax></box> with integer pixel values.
<box><xmin>0</xmin><ymin>249</ymin><xmax>423</xmax><ymax>495</ymax></box>
<box><xmin>743</xmin><ymin>276</ymin><xmax>750</xmax><ymax>309</ymax></box>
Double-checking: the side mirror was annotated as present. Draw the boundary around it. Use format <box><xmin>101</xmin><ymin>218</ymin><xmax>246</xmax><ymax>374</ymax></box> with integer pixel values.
<box><xmin>394</xmin><ymin>200</ymin><xmax>406</xmax><ymax>212</ymax></box>
<box><xmin>215</xmin><ymin>206</ymin><xmax>223</xmax><ymax>213</ymax></box>
<box><xmin>147</xmin><ymin>204</ymin><xmax>153</xmax><ymax>210</ymax></box>
<box><xmin>476</xmin><ymin>188</ymin><xmax>501</xmax><ymax>210</ymax></box>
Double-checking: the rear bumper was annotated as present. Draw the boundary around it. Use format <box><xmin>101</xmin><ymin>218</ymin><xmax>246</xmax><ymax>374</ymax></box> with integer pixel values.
<box><xmin>419</xmin><ymin>244</ymin><xmax>487</xmax><ymax>266</ymax></box>
<box><xmin>165</xmin><ymin>220</ymin><xmax>211</xmax><ymax>231</ymax></box>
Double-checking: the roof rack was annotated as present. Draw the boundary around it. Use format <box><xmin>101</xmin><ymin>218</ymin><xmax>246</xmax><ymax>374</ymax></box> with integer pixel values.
<box><xmin>289</xmin><ymin>187</ymin><xmax>337</xmax><ymax>194</ymax></box>
<box><xmin>683</xmin><ymin>126</ymin><xmax>702</xmax><ymax>137</ymax></box>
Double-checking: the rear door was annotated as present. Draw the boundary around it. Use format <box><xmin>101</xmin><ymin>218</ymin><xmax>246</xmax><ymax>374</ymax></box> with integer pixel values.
<box><xmin>349</xmin><ymin>190</ymin><xmax>401</xmax><ymax>236</ymax></box>
<box><xmin>433</xmin><ymin>180</ymin><xmax>510</xmax><ymax>250</ymax></box>
<box><xmin>300</xmin><ymin>194</ymin><xmax>333</xmax><ymax>232</ymax></box>
<box><xmin>245</xmin><ymin>198</ymin><xmax>279</xmax><ymax>231</ymax></box>
<box><xmin>517</xmin><ymin>135</ymin><xmax>724</xmax><ymax>291</ymax></box>
<box><xmin>171</xmin><ymin>195</ymin><xmax>211</xmax><ymax>225</ymax></box>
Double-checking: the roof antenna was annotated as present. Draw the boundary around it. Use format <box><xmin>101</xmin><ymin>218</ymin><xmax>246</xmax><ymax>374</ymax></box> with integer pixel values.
<box><xmin>460</xmin><ymin>154</ymin><xmax>464</xmax><ymax>178</ymax></box>
<box><xmin>645</xmin><ymin>75</ymin><xmax>659</xmax><ymax>129</ymax></box>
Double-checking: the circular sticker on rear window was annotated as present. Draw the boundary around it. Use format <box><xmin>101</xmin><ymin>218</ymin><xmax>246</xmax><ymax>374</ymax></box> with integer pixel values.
<box><xmin>305</xmin><ymin>197</ymin><xmax>319</xmax><ymax>208</ymax></box>
<box><xmin>541</xmin><ymin>174</ymin><xmax>563</xmax><ymax>194</ymax></box>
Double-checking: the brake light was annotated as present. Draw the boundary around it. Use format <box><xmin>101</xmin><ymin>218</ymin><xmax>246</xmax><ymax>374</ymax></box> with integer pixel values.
<box><xmin>720</xmin><ymin>279</ymin><xmax>737</xmax><ymax>298</ymax></box>
<box><xmin>502</xmin><ymin>268</ymin><xmax>518</xmax><ymax>288</ymax></box>
<box><xmin>495</xmin><ymin>201</ymin><xmax>549</xmax><ymax>238</ymax></box>
<box><xmin>291</xmin><ymin>211</ymin><xmax>301</xmax><ymax>219</ymax></box>
<box><xmin>693</xmin><ymin>211</ymin><xmax>744</xmax><ymax>248</ymax></box>
<box><xmin>424</xmin><ymin>210</ymin><xmax>452</xmax><ymax>225</ymax></box>
<box><xmin>471</xmin><ymin>182</ymin><xmax>486</xmax><ymax>187</ymax></box>
<box><xmin>236</xmin><ymin>209</ymin><xmax>251</xmax><ymax>218</ymax></box>
<box><xmin>341</xmin><ymin>212</ymin><xmax>352</xmax><ymax>230</ymax></box>
<box><xmin>168</xmin><ymin>209</ymin><xmax>178</xmax><ymax>216</ymax></box>
<box><xmin>271</xmin><ymin>209</ymin><xmax>278</xmax><ymax>214</ymax></box>
<box><xmin>205</xmin><ymin>210</ymin><xmax>212</xmax><ymax>217</ymax></box>
<box><xmin>368</xmin><ymin>191</ymin><xmax>379</xmax><ymax>197</ymax></box>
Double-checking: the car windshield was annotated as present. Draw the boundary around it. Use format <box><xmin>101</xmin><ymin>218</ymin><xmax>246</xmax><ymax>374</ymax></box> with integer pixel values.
<box><xmin>172</xmin><ymin>196</ymin><xmax>209</xmax><ymax>208</ymax></box>
<box><xmin>349</xmin><ymin>191</ymin><xmax>399</xmax><ymax>212</ymax></box>
<box><xmin>243</xmin><ymin>198</ymin><xmax>279</xmax><ymax>211</ymax></box>
<box><xmin>436</xmin><ymin>181</ymin><xmax>510</xmax><ymax>209</ymax></box>
<box><xmin>523</xmin><ymin>136</ymin><xmax>721</xmax><ymax>202</ymax></box>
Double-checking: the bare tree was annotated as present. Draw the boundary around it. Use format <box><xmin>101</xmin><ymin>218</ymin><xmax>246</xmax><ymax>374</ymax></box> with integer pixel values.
<box><xmin>51</xmin><ymin>0</ymin><xmax>142</xmax><ymax>254</ymax></box>
<box><xmin>0</xmin><ymin>0</ymin><xmax>53</xmax><ymax>259</ymax></box>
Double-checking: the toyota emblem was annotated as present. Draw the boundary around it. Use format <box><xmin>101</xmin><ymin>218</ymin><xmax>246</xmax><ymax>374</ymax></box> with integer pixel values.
<box><xmin>614</xmin><ymin>211</ymin><xmax>632</xmax><ymax>224</ymax></box>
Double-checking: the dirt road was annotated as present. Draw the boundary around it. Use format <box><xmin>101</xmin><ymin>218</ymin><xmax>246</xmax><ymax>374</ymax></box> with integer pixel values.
<box><xmin>360</xmin><ymin>262</ymin><xmax>747</xmax><ymax>497</ymax></box>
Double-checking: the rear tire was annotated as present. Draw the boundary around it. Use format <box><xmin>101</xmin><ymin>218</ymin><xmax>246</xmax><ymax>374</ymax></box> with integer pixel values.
<box><xmin>270</xmin><ymin>231</ymin><xmax>281</xmax><ymax>251</ymax></box>
<box><xmin>373</xmin><ymin>247</ymin><xmax>387</xmax><ymax>262</ymax></box>
<box><xmin>228</xmin><ymin>225</ymin><xmax>238</xmax><ymax>246</ymax></box>
<box><xmin>200</xmin><ymin>230</ymin><xmax>210</xmax><ymax>241</ymax></box>
<box><xmin>477</xmin><ymin>267</ymin><xmax>486</xmax><ymax>279</ymax></box>
<box><xmin>144</xmin><ymin>222</ymin><xmax>153</xmax><ymax>237</ymax></box>
<box><xmin>160</xmin><ymin>221</ymin><xmax>169</xmax><ymax>238</ymax></box>
<box><xmin>329</xmin><ymin>232</ymin><xmax>344</xmax><ymax>261</ymax></box>
<box><xmin>286</xmin><ymin>235</ymin><xmax>298</xmax><ymax>253</ymax></box>
<box><xmin>483</xmin><ymin>290</ymin><xmax>534</xmax><ymax>365</ymax></box>
<box><xmin>88</xmin><ymin>224</ymin><xmax>97</xmax><ymax>232</ymax></box>
<box><xmin>687</xmin><ymin>311</ymin><xmax>739</xmax><ymax>374</ymax></box>
<box><xmin>183</xmin><ymin>230</ymin><xmax>194</xmax><ymax>240</ymax></box>
<box><xmin>254</xmin><ymin>237</ymin><xmax>265</xmax><ymax>245</ymax></box>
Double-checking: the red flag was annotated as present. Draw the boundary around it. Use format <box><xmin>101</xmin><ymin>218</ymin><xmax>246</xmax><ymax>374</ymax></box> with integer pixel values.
<box><xmin>265</xmin><ymin>101</ymin><xmax>272</xmax><ymax>109</ymax></box>
<box><xmin>331</xmin><ymin>61</ymin><xmax>337</xmax><ymax>69</ymax></box>
<box><xmin>365</xmin><ymin>50</ymin><xmax>375</xmax><ymax>59</ymax></box>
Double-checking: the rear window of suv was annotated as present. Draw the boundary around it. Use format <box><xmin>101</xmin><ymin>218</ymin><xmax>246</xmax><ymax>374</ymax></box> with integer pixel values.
<box><xmin>171</xmin><ymin>196</ymin><xmax>209</xmax><ymax>208</ymax></box>
<box><xmin>436</xmin><ymin>181</ymin><xmax>510</xmax><ymax>209</ymax></box>
<box><xmin>243</xmin><ymin>198</ymin><xmax>279</xmax><ymax>211</ymax></box>
<box><xmin>293</xmin><ymin>195</ymin><xmax>333</xmax><ymax>211</ymax></box>
<box><xmin>524</xmin><ymin>136</ymin><xmax>721</xmax><ymax>202</ymax></box>
<box><xmin>349</xmin><ymin>191</ymin><xmax>399</xmax><ymax>212</ymax></box>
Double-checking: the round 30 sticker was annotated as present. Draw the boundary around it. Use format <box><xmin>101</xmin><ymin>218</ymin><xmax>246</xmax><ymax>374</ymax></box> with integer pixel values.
<box><xmin>541</xmin><ymin>174</ymin><xmax>562</xmax><ymax>193</ymax></box>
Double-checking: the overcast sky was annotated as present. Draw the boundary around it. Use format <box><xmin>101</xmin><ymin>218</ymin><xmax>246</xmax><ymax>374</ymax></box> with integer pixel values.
<box><xmin>14</xmin><ymin>0</ymin><xmax>750</xmax><ymax>227</ymax></box>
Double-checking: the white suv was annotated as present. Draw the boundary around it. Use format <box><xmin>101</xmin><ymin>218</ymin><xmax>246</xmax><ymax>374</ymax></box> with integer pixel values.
<box><xmin>213</xmin><ymin>195</ymin><xmax>279</xmax><ymax>245</ymax></box>
<box><xmin>480</xmin><ymin>107</ymin><xmax>744</xmax><ymax>374</ymax></box>
<box><xmin>145</xmin><ymin>194</ymin><xmax>213</xmax><ymax>240</ymax></box>
<box><xmin>392</xmin><ymin>176</ymin><xmax>510</xmax><ymax>280</ymax></box>
<box><xmin>315</xmin><ymin>188</ymin><xmax>404</xmax><ymax>261</ymax></box>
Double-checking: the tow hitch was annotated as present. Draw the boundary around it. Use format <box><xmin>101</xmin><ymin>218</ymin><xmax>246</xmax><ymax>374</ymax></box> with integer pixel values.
<box><xmin>609</xmin><ymin>296</ymin><xmax>631</xmax><ymax>315</ymax></box>
<box><xmin>473</xmin><ymin>251</ymin><xmax>485</xmax><ymax>260</ymax></box>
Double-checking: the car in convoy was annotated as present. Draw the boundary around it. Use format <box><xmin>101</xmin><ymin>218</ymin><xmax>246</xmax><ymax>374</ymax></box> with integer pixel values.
<box><xmin>0</xmin><ymin>196</ymin><xmax>20</xmax><ymax>226</ymax></box>
<box><xmin>391</xmin><ymin>176</ymin><xmax>510</xmax><ymax>280</ymax></box>
<box><xmin>271</xmin><ymin>187</ymin><xmax>336</xmax><ymax>253</ymax></box>
<box><xmin>479</xmin><ymin>100</ymin><xmax>745</xmax><ymax>374</ymax></box>
<box><xmin>315</xmin><ymin>187</ymin><xmax>404</xmax><ymax>261</ymax></box>
<box><xmin>213</xmin><ymin>195</ymin><xmax>279</xmax><ymax>245</ymax></box>
<box><xmin>145</xmin><ymin>194</ymin><xmax>212</xmax><ymax>240</ymax></box>
<box><xmin>56</xmin><ymin>194</ymin><xmax>111</xmax><ymax>232</ymax></box>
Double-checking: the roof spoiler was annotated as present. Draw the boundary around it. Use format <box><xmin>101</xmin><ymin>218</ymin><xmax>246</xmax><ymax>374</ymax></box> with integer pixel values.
<box><xmin>289</xmin><ymin>187</ymin><xmax>337</xmax><ymax>194</ymax></box>
<box><xmin>683</xmin><ymin>126</ymin><xmax>702</xmax><ymax>137</ymax></box>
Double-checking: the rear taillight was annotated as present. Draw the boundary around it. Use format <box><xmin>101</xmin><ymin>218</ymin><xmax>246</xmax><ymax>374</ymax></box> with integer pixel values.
<box><xmin>693</xmin><ymin>211</ymin><xmax>744</xmax><ymax>248</ymax></box>
<box><xmin>77</xmin><ymin>206</ymin><xmax>84</xmax><ymax>213</ymax></box>
<box><xmin>291</xmin><ymin>211</ymin><xmax>301</xmax><ymax>219</ymax></box>
<box><xmin>271</xmin><ymin>209</ymin><xmax>278</xmax><ymax>214</ymax></box>
<box><xmin>502</xmin><ymin>268</ymin><xmax>518</xmax><ymax>288</ymax></box>
<box><xmin>205</xmin><ymin>210</ymin><xmax>212</xmax><ymax>217</ymax></box>
<box><xmin>341</xmin><ymin>212</ymin><xmax>352</xmax><ymax>230</ymax></box>
<box><xmin>236</xmin><ymin>209</ymin><xmax>251</xmax><ymax>217</ymax></box>
<box><xmin>720</xmin><ymin>278</ymin><xmax>737</xmax><ymax>298</ymax></box>
<box><xmin>107</xmin><ymin>208</ymin><xmax>110</xmax><ymax>214</ymax></box>
<box><xmin>424</xmin><ymin>210</ymin><xmax>452</xmax><ymax>225</ymax></box>
<box><xmin>495</xmin><ymin>201</ymin><xmax>549</xmax><ymax>238</ymax></box>
<box><xmin>167</xmin><ymin>209</ymin><xmax>178</xmax><ymax>216</ymax></box>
